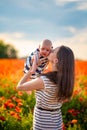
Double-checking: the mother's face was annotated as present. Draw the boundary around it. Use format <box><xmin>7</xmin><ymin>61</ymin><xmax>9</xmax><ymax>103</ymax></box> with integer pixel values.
<box><xmin>48</xmin><ymin>47</ymin><xmax>59</xmax><ymax>62</ymax></box>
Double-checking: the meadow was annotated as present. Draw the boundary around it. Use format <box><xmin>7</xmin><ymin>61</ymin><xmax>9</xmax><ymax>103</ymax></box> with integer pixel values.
<box><xmin>0</xmin><ymin>59</ymin><xmax>87</xmax><ymax>130</ymax></box>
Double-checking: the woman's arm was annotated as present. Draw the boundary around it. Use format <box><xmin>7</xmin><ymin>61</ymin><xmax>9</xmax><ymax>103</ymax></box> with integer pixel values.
<box><xmin>30</xmin><ymin>54</ymin><xmax>37</xmax><ymax>74</ymax></box>
<box><xmin>17</xmin><ymin>71</ymin><xmax>44</xmax><ymax>91</ymax></box>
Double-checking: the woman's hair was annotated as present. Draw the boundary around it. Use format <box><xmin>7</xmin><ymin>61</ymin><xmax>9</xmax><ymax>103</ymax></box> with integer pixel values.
<box><xmin>44</xmin><ymin>45</ymin><xmax>75</xmax><ymax>101</ymax></box>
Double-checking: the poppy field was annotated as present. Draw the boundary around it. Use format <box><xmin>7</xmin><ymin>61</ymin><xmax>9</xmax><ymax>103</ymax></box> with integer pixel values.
<box><xmin>0</xmin><ymin>59</ymin><xmax>87</xmax><ymax>130</ymax></box>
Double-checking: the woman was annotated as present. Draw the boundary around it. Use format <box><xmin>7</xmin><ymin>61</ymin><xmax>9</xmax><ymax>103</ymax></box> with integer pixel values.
<box><xmin>17</xmin><ymin>45</ymin><xmax>75</xmax><ymax>130</ymax></box>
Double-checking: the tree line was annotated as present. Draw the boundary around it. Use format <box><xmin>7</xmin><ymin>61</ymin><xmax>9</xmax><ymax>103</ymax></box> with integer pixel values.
<box><xmin>0</xmin><ymin>40</ymin><xmax>18</xmax><ymax>58</ymax></box>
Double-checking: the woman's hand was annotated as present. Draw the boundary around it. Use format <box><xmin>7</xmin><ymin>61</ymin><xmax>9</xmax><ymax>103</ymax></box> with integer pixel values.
<box><xmin>37</xmin><ymin>57</ymin><xmax>48</xmax><ymax>66</ymax></box>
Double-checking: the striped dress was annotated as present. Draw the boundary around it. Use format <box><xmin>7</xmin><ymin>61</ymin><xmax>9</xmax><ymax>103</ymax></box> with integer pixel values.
<box><xmin>33</xmin><ymin>76</ymin><xmax>63</xmax><ymax>130</ymax></box>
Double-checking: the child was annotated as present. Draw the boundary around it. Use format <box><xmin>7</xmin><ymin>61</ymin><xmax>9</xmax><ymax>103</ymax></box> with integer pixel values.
<box><xmin>24</xmin><ymin>39</ymin><xmax>53</xmax><ymax>78</ymax></box>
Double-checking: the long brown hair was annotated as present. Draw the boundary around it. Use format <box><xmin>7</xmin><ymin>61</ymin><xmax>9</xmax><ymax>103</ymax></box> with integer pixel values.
<box><xmin>44</xmin><ymin>45</ymin><xmax>75</xmax><ymax>101</ymax></box>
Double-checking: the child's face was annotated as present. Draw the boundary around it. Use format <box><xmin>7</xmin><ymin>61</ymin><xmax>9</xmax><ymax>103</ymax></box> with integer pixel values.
<box><xmin>39</xmin><ymin>44</ymin><xmax>52</xmax><ymax>57</ymax></box>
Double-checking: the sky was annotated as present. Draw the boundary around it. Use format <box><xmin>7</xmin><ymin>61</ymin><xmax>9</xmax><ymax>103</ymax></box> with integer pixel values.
<box><xmin>0</xmin><ymin>0</ymin><xmax>87</xmax><ymax>60</ymax></box>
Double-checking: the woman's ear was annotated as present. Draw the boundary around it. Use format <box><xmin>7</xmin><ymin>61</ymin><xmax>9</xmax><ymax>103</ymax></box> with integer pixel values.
<box><xmin>53</xmin><ymin>58</ymin><xmax>58</xmax><ymax>64</ymax></box>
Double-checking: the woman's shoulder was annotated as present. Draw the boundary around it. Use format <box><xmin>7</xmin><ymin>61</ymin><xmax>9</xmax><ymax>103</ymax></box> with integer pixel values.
<box><xmin>40</xmin><ymin>75</ymin><xmax>56</xmax><ymax>87</ymax></box>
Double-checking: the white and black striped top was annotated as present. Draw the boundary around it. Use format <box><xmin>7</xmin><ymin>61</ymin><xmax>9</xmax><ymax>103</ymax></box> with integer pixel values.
<box><xmin>33</xmin><ymin>76</ymin><xmax>63</xmax><ymax>130</ymax></box>
<box><xmin>24</xmin><ymin>48</ymin><xmax>48</xmax><ymax>75</ymax></box>
<box><xmin>35</xmin><ymin>76</ymin><xmax>62</xmax><ymax>110</ymax></box>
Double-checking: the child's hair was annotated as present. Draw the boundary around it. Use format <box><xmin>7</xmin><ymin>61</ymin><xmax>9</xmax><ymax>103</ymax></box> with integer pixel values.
<box><xmin>40</xmin><ymin>39</ymin><xmax>53</xmax><ymax>48</ymax></box>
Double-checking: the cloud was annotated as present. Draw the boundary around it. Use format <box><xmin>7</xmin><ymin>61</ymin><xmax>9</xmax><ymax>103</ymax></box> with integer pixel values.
<box><xmin>55</xmin><ymin>0</ymin><xmax>79</xmax><ymax>6</ymax></box>
<box><xmin>0</xmin><ymin>27</ymin><xmax>87</xmax><ymax>60</ymax></box>
<box><xmin>0</xmin><ymin>32</ymin><xmax>25</xmax><ymax>40</ymax></box>
<box><xmin>64</xmin><ymin>26</ymin><xmax>77</xmax><ymax>34</ymax></box>
<box><xmin>67</xmin><ymin>28</ymin><xmax>87</xmax><ymax>44</ymax></box>
<box><xmin>7</xmin><ymin>0</ymin><xmax>31</xmax><ymax>9</ymax></box>
<box><xmin>54</xmin><ymin>27</ymin><xmax>87</xmax><ymax>60</ymax></box>
<box><xmin>0</xmin><ymin>32</ymin><xmax>39</xmax><ymax>57</ymax></box>
<box><xmin>76</xmin><ymin>2</ymin><xmax>87</xmax><ymax>10</ymax></box>
<box><xmin>0</xmin><ymin>16</ymin><xmax>10</xmax><ymax>22</ymax></box>
<box><xmin>54</xmin><ymin>41</ymin><xmax>87</xmax><ymax>60</ymax></box>
<box><xmin>55</xmin><ymin>0</ymin><xmax>87</xmax><ymax>10</ymax></box>
<box><xmin>7</xmin><ymin>0</ymin><xmax>52</xmax><ymax>10</ymax></box>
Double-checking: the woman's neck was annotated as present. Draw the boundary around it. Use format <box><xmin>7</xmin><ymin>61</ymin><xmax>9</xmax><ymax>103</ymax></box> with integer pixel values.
<box><xmin>51</xmin><ymin>63</ymin><xmax>57</xmax><ymax>71</ymax></box>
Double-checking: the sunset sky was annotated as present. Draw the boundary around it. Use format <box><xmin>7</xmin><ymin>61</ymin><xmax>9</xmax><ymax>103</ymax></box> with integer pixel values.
<box><xmin>0</xmin><ymin>0</ymin><xmax>87</xmax><ymax>60</ymax></box>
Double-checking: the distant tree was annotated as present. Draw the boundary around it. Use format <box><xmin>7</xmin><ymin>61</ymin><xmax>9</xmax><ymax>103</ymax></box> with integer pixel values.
<box><xmin>0</xmin><ymin>40</ymin><xmax>18</xmax><ymax>58</ymax></box>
